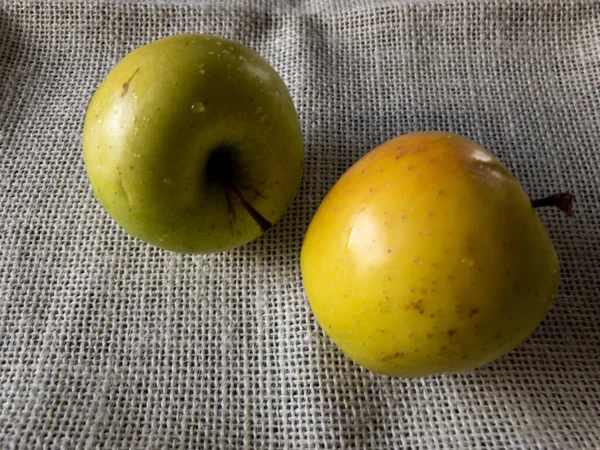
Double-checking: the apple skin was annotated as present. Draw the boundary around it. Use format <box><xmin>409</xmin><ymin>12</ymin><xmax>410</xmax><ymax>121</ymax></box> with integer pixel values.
<box><xmin>301</xmin><ymin>131</ymin><xmax>559</xmax><ymax>377</ymax></box>
<box><xmin>83</xmin><ymin>34</ymin><xmax>303</xmax><ymax>253</ymax></box>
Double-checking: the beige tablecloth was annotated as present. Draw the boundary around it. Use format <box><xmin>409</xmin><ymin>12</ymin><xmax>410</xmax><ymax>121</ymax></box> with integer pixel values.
<box><xmin>1</xmin><ymin>0</ymin><xmax>599</xmax><ymax>448</ymax></box>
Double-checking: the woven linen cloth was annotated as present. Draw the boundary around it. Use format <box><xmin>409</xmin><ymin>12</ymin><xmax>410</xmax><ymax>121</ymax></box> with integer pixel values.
<box><xmin>1</xmin><ymin>0</ymin><xmax>599</xmax><ymax>448</ymax></box>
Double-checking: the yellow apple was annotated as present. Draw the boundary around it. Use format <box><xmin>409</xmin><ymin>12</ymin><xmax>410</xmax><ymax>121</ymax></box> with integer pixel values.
<box><xmin>301</xmin><ymin>131</ymin><xmax>564</xmax><ymax>377</ymax></box>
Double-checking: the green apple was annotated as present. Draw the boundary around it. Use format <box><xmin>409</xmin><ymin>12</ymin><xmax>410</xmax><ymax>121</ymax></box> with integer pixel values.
<box><xmin>83</xmin><ymin>34</ymin><xmax>303</xmax><ymax>253</ymax></box>
<box><xmin>301</xmin><ymin>131</ymin><xmax>570</xmax><ymax>377</ymax></box>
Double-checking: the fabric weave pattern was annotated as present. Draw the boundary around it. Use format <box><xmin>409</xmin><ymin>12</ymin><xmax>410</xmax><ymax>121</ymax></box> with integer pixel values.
<box><xmin>0</xmin><ymin>1</ymin><xmax>599</xmax><ymax>448</ymax></box>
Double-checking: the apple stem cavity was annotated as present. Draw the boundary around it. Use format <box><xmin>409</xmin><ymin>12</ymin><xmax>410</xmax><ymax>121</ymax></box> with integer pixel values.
<box><xmin>226</xmin><ymin>182</ymin><xmax>273</xmax><ymax>233</ymax></box>
<box><xmin>531</xmin><ymin>193</ymin><xmax>573</xmax><ymax>217</ymax></box>
<box><xmin>206</xmin><ymin>148</ymin><xmax>273</xmax><ymax>233</ymax></box>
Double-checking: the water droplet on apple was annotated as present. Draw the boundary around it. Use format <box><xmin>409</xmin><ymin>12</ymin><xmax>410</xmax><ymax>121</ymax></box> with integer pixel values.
<box><xmin>132</xmin><ymin>92</ymin><xmax>138</xmax><ymax>102</ymax></box>
<box><xmin>461</xmin><ymin>258</ymin><xmax>475</xmax><ymax>267</ymax></box>
<box><xmin>198</xmin><ymin>69</ymin><xmax>205</xmax><ymax>75</ymax></box>
<box><xmin>133</xmin><ymin>153</ymin><xmax>141</xmax><ymax>158</ymax></box>
<box><xmin>208</xmin><ymin>51</ymin><xmax>215</xmax><ymax>55</ymax></box>
<box><xmin>191</xmin><ymin>102</ymin><xmax>206</xmax><ymax>113</ymax></box>
<box><xmin>163</xmin><ymin>178</ymin><xmax>173</xmax><ymax>185</ymax></box>
<box><xmin>238</xmin><ymin>55</ymin><xmax>245</xmax><ymax>61</ymax></box>
<box><xmin>97</xmin><ymin>118</ymin><xmax>103</xmax><ymax>124</ymax></box>
<box><xmin>216</xmin><ymin>41</ymin><xmax>222</xmax><ymax>46</ymax></box>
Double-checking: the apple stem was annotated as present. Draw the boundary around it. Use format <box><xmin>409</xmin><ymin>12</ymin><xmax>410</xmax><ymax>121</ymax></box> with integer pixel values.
<box><xmin>531</xmin><ymin>193</ymin><xmax>573</xmax><ymax>217</ymax></box>
<box><xmin>226</xmin><ymin>182</ymin><xmax>273</xmax><ymax>233</ymax></box>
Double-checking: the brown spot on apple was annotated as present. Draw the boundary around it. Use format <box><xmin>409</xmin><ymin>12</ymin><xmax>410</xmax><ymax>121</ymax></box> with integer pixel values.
<box><xmin>251</xmin><ymin>187</ymin><xmax>266</xmax><ymax>199</ymax></box>
<box><xmin>121</xmin><ymin>67</ymin><xmax>140</xmax><ymax>97</ymax></box>
<box><xmin>405</xmin><ymin>298</ymin><xmax>424</xmax><ymax>313</ymax></box>
<box><xmin>381</xmin><ymin>351</ymin><xmax>405</xmax><ymax>362</ymax></box>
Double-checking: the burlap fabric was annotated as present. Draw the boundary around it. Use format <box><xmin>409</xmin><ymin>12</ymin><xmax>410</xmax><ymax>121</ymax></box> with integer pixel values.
<box><xmin>1</xmin><ymin>0</ymin><xmax>599</xmax><ymax>448</ymax></box>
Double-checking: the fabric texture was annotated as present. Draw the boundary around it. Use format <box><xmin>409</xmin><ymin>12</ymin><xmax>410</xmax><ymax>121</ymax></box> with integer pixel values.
<box><xmin>1</xmin><ymin>0</ymin><xmax>599</xmax><ymax>448</ymax></box>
